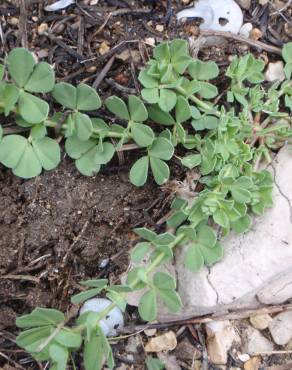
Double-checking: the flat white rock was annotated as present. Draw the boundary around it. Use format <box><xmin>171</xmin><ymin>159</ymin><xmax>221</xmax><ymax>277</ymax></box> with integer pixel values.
<box><xmin>159</xmin><ymin>146</ymin><xmax>292</xmax><ymax>321</ymax></box>
<box><xmin>243</xmin><ymin>326</ymin><xmax>274</xmax><ymax>355</ymax></box>
<box><xmin>269</xmin><ymin>311</ymin><xmax>292</xmax><ymax>345</ymax></box>
<box><xmin>177</xmin><ymin>0</ymin><xmax>243</xmax><ymax>34</ymax></box>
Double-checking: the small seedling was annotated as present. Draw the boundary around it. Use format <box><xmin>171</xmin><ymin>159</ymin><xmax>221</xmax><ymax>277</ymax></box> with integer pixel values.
<box><xmin>1</xmin><ymin>40</ymin><xmax>291</xmax><ymax>370</ymax></box>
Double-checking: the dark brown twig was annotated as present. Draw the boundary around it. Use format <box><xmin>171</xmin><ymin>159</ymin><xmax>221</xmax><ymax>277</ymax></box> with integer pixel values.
<box><xmin>93</xmin><ymin>55</ymin><xmax>116</xmax><ymax>89</ymax></box>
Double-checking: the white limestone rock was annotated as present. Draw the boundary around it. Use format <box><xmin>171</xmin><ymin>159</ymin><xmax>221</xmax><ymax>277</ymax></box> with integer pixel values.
<box><xmin>269</xmin><ymin>311</ymin><xmax>292</xmax><ymax>345</ymax></box>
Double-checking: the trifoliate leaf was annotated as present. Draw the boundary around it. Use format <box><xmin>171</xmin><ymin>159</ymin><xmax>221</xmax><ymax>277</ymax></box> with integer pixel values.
<box><xmin>52</xmin><ymin>82</ymin><xmax>76</xmax><ymax>109</ymax></box>
<box><xmin>131</xmin><ymin>122</ymin><xmax>155</xmax><ymax>147</ymax></box>
<box><xmin>7</xmin><ymin>48</ymin><xmax>35</xmax><ymax>87</ymax></box>
<box><xmin>105</xmin><ymin>96</ymin><xmax>130</xmax><ymax>120</ymax></box>
<box><xmin>158</xmin><ymin>89</ymin><xmax>177</xmax><ymax>112</ymax></box>
<box><xmin>76</xmin><ymin>84</ymin><xmax>101</xmax><ymax>111</ymax></box>
<box><xmin>129</xmin><ymin>156</ymin><xmax>149</xmax><ymax>186</ymax></box>
<box><xmin>18</xmin><ymin>92</ymin><xmax>49</xmax><ymax>123</ymax></box>
<box><xmin>128</xmin><ymin>95</ymin><xmax>148</xmax><ymax>122</ymax></box>
<box><xmin>150</xmin><ymin>157</ymin><xmax>170</xmax><ymax>185</ymax></box>
<box><xmin>138</xmin><ymin>289</ymin><xmax>157</xmax><ymax>321</ymax></box>
<box><xmin>25</xmin><ymin>62</ymin><xmax>55</xmax><ymax>93</ymax></box>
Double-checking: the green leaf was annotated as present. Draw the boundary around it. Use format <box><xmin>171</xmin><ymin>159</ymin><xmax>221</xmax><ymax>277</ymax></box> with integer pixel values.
<box><xmin>150</xmin><ymin>157</ymin><xmax>170</xmax><ymax>185</ymax></box>
<box><xmin>16</xmin><ymin>308</ymin><xmax>64</xmax><ymax>328</ymax></box>
<box><xmin>25</xmin><ymin>62</ymin><xmax>55</xmax><ymax>93</ymax></box>
<box><xmin>131</xmin><ymin>122</ymin><xmax>155</xmax><ymax>147</ymax></box>
<box><xmin>84</xmin><ymin>337</ymin><xmax>103</xmax><ymax>370</ymax></box>
<box><xmin>185</xmin><ymin>244</ymin><xmax>204</xmax><ymax>272</ymax></box>
<box><xmin>131</xmin><ymin>242</ymin><xmax>151</xmax><ymax>263</ymax></box>
<box><xmin>52</xmin><ymin>82</ymin><xmax>76</xmax><ymax>109</ymax></box>
<box><xmin>231</xmin><ymin>187</ymin><xmax>251</xmax><ymax>204</ymax></box>
<box><xmin>149</xmin><ymin>137</ymin><xmax>174</xmax><ymax>160</ymax></box>
<box><xmin>49</xmin><ymin>343</ymin><xmax>68</xmax><ymax>370</ymax></box>
<box><xmin>138</xmin><ymin>69</ymin><xmax>159</xmax><ymax>88</ymax></box>
<box><xmin>146</xmin><ymin>357</ymin><xmax>165</xmax><ymax>370</ymax></box>
<box><xmin>16</xmin><ymin>326</ymin><xmax>52</xmax><ymax>353</ymax></box>
<box><xmin>188</xmin><ymin>60</ymin><xmax>219</xmax><ymax>80</ymax></box>
<box><xmin>158</xmin><ymin>89</ymin><xmax>177</xmax><ymax>112</ymax></box>
<box><xmin>158</xmin><ymin>289</ymin><xmax>182</xmax><ymax>313</ymax></box>
<box><xmin>197</xmin><ymin>225</ymin><xmax>217</xmax><ymax>248</ymax></box>
<box><xmin>141</xmin><ymin>88</ymin><xmax>159</xmax><ymax>104</ymax></box>
<box><xmin>181</xmin><ymin>154</ymin><xmax>201</xmax><ymax>169</ymax></box>
<box><xmin>126</xmin><ymin>267</ymin><xmax>147</xmax><ymax>290</ymax></box>
<box><xmin>282</xmin><ymin>43</ymin><xmax>292</xmax><ymax>78</ymax></box>
<box><xmin>191</xmin><ymin>115</ymin><xmax>218</xmax><ymax>131</ymax></box>
<box><xmin>76</xmin><ymin>84</ymin><xmax>101</xmax><ymax>111</ymax></box>
<box><xmin>75</xmin><ymin>146</ymin><xmax>101</xmax><ymax>176</ymax></box>
<box><xmin>71</xmin><ymin>288</ymin><xmax>103</xmax><ymax>304</ymax></box>
<box><xmin>18</xmin><ymin>92</ymin><xmax>49</xmax><ymax>123</ymax></box>
<box><xmin>2</xmin><ymin>84</ymin><xmax>20</xmax><ymax>116</ymax></box>
<box><xmin>105</xmin><ymin>96</ymin><xmax>130</xmax><ymax>120</ymax></box>
<box><xmin>128</xmin><ymin>95</ymin><xmax>148</xmax><ymax>122</ymax></box>
<box><xmin>13</xmin><ymin>142</ymin><xmax>42</xmax><ymax>178</ymax></box>
<box><xmin>153</xmin><ymin>272</ymin><xmax>176</xmax><ymax>290</ymax></box>
<box><xmin>74</xmin><ymin>112</ymin><xmax>93</xmax><ymax>141</ymax></box>
<box><xmin>65</xmin><ymin>136</ymin><xmax>96</xmax><ymax>159</ymax></box>
<box><xmin>134</xmin><ymin>227</ymin><xmax>156</xmax><ymax>241</ymax></box>
<box><xmin>148</xmin><ymin>105</ymin><xmax>176</xmax><ymax>126</ymax></box>
<box><xmin>232</xmin><ymin>215</ymin><xmax>252</xmax><ymax>234</ymax></box>
<box><xmin>175</xmin><ymin>95</ymin><xmax>191</xmax><ymax>123</ymax></box>
<box><xmin>0</xmin><ymin>134</ymin><xmax>27</xmax><ymax>168</ymax></box>
<box><xmin>138</xmin><ymin>290</ymin><xmax>157</xmax><ymax>321</ymax></box>
<box><xmin>32</xmin><ymin>137</ymin><xmax>60</xmax><ymax>170</ymax></box>
<box><xmin>80</xmin><ymin>279</ymin><xmax>108</xmax><ymax>288</ymax></box>
<box><xmin>129</xmin><ymin>156</ymin><xmax>149</xmax><ymax>186</ymax></box>
<box><xmin>7</xmin><ymin>48</ymin><xmax>35</xmax><ymax>87</ymax></box>
<box><xmin>106</xmin><ymin>290</ymin><xmax>127</xmax><ymax>311</ymax></box>
<box><xmin>95</xmin><ymin>142</ymin><xmax>115</xmax><ymax>164</ymax></box>
<box><xmin>30</xmin><ymin>123</ymin><xmax>47</xmax><ymax>139</ymax></box>
<box><xmin>55</xmin><ymin>329</ymin><xmax>82</xmax><ymax>349</ymax></box>
<box><xmin>0</xmin><ymin>64</ymin><xmax>4</xmax><ymax>80</ymax></box>
<box><xmin>154</xmin><ymin>42</ymin><xmax>170</xmax><ymax>62</ymax></box>
<box><xmin>198</xmin><ymin>82</ymin><xmax>218</xmax><ymax>99</ymax></box>
<box><xmin>213</xmin><ymin>209</ymin><xmax>229</xmax><ymax>228</ymax></box>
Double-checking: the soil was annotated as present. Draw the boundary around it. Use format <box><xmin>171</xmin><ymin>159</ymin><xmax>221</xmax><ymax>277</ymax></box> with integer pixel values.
<box><xmin>0</xmin><ymin>0</ymin><xmax>291</xmax><ymax>369</ymax></box>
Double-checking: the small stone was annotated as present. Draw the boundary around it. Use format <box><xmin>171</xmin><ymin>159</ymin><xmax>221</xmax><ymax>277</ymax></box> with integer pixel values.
<box><xmin>269</xmin><ymin>311</ymin><xmax>292</xmax><ymax>345</ymax></box>
<box><xmin>206</xmin><ymin>321</ymin><xmax>239</xmax><ymax>365</ymax></box>
<box><xmin>37</xmin><ymin>23</ymin><xmax>48</xmax><ymax>35</ymax></box>
<box><xmin>239</xmin><ymin>23</ymin><xmax>253</xmax><ymax>38</ymax></box>
<box><xmin>99</xmin><ymin>41</ymin><xmax>110</xmax><ymax>55</ymax></box>
<box><xmin>8</xmin><ymin>17</ymin><xmax>19</xmax><ymax>26</ymax></box>
<box><xmin>243</xmin><ymin>356</ymin><xmax>261</xmax><ymax>370</ymax></box>
<box><xmin>259</xmin><ymin>0</ymin><xmax>268</xmax><ymax>4</ymax></box>
<box><xmin>90</xmin><ymin>0</ymin><xmax>99</xmax><ymax>4</ymax></box>
<box><xmin>238</xmin><ymin>354</ymin><xmax>250</xmax><ymax>362</ymax></box>
<box><xmin>125</xmin><ymin>335</ymin><xmax>142</xmax><ymax>353</ymax></box>
<box><xmin>174</xmin><ymin>337</ymin><xmax>201</xmax><ymax>361</ymax></box>
<box><xmin>144</xmin><ymin>328</ymin><xmax>157</xmax><ymax>337</ymax></box>
<box><xmin>249</xmin><ymin>314</ymin><xmax>273</xmax><ymax>330</ymax></box>
<box><xmin>243</xmin><ymin>327</ymin><xmax>273</xmax><ymax>355</ymax></box>
<box><xmin>193</xmin><ymin>360</ymin><xmax>202</xmax><ymax>370</ymax></box>
<box><xmin>86</xmin><ymin>66</ymin><xmax>97</xmax><ymax>73</ymax></box>
<box><xmin>145</xmin><ymin>331</ymin><xmax>177</xmax><ymax>352</ymax></box>
<box><xmin>265</xmin><ymin>61</ymin><xmax>285</xmax><ymax>82</ymax></box>
<box><xmin>155</xmin><ymin>25</ymin><xmax>164</xmax><ymax>32</ymax></box>
<box><xmin>237</xmin><ymin>0</ymin><xmax>251</xmax><ymax>9</ymax></box>
<box><xmin>250</xmin><ymin>28</ymin><xmax>262</xmax><ymax>40</ymax></box>
<box><xmin>145</xmin><ymin>37</ymin><xmax>155</xmax><ymax>46</ymax></box>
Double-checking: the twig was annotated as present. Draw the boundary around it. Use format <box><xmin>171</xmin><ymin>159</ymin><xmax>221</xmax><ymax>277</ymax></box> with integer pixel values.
<box><xmin>200</xmin><ymin>30</ymin><xmax>282</xmax><ymax>55</ymax></box>
<box><xmin>271</xmin><ymin>0</ymin><xmax>292</xmax><ymax>15</ymax></box>
<box><xmin>45</xmin><ymin>32</ymin><xmax>85</xmax><ymax>61</ymax></box>
<box><xmin>0</xmin><ymin>274</ymin><xmax>40</xmax><ymax>283</ymax></box>
<box><xmin>93</xmin><ymin>55</ymin><xmax>116</xmax><ymax>89</ymax></box>
<box><xmin>119</xmin><ymin>303</ymin><xmax>292</xmax><ymax>333</ymax></box>
<box><xmin>0</xmin><ymin>351</ymin><xmax>26</xmax><ymax>370</ymax></box>
<box><xmin>105</xmin><ymin>78</ymin><xmax>136</xmax><ymax>94</ymax></box>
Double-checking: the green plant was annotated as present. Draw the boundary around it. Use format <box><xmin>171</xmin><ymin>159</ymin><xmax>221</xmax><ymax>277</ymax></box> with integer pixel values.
<box><xmin>3</xmin><ymin>40</ymin><xmax>291</xmax><ymax>369</ymax></box>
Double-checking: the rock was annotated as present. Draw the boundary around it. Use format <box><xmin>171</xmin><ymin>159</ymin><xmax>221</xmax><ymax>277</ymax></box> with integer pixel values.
<box><xmin>238</xmin><ymin>354</ymin><xmax>250</xmax><ymax>362</ymax></box>
<box><xmin>265</xmin><ymin>61</ymin><xmax>285</xmax><ymax>82</ymax></box>
<box><xmin>269</xmin><ymin>311</ymin><xmax>292</xmax><ymax>345</ymax></box>
<box><xmin>239</xmin><ymin>23</ymin><xmax>253</xmax><ymax>37</ymax></box>
<box><xmin>250</xmin><ymin>28</ymin><xmax>263</xmax><ymax>40</ymax></box>
<box><xmin>157</xmin><ymin>353</ymin><xmax>181</xmax><ymax>370</ymax></box>
<box><xmin>236</xmin><ymin>0</ymin><xmax>251</xmax><ymax>9</ymax></box>
<box><xmin>125</xmin><ymin>335</ymin><xmax>142</xmax><ymax>353</ymax></box>
<box><xmin>144</xmin><ymin>328</ymin><xmax>157</xmax><ymax>337</ymax></box>
<box><xmin>243</xmin><ymin>327</ymin><xmax>274</xmax><ymax>355</ymax></box>
<box><xmin>158</xmin><ymin>146</ymin><xmax>292</xmax><ymax>321</ymax></box>
<box><xmin>257</xmin><ymin>270</ymin><xmax>292</xmax><ymax>304</ymax></box>
<box><xmin>206</xmin><ymin>320</ymin><xmax>239</xmax><ymax>365</ymax></box>
<box><xmin>174</xmin><ymin>338</ymin><xmax>201</xmax><ymax>361</ymax></box>
<box><xmin>249</xmin><ymin>314</ymin><xmax>273</xmax><ymax>330</ymax></box>
<box><xmin>145</xmin><ymin>331</ymin><xmax>177</xmax><ymax>353</ymax></box>
<box><xmin>244</xmin><ymin>357</ymin><xmax>261</xmax><ymax>370</ymax></box>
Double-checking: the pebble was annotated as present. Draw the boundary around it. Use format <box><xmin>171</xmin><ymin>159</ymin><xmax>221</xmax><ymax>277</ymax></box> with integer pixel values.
<box><xmin>99</xmin><ymin>41</ymin><xmax>110</xmax><ymax>55</ymax></box>
<box><xmin>155</xmin><ymin>25</ymin><xmax>164</xmax><ymax>32</ymax></box>
<box><xmin>243</xmin><ymin>326</ymin><xmax>274</xmax><ymax>355</ymax></box>
<box><xmin>265</xmin><ymin>61</ymin><xmax>285</xmax><ymax>82</ymax></box>
<box><xmin>145</xmin><ymin>331</ymin><xmax>177</xmax><ymax>352</ymax></box>
<box><xmin>269</xmin><ymin>311</ymin><xmax>292</xmax><ymax>345</ymax></box>
<box><xmin>243</xmin><ymin>356</ymin><xmax>261</xmax><ymax>370</ymax></box>
<box><xmin>206</xmin><ymin>321</ymin><xmax>239</xmax><ymax>365</ymax></box>
<box><xmin>250</xmin><ymin>28</ymin><xmax>263</xmax><ymax>40</ymax></box>
<box><xmin>238</xmin><ymin>353</ymin><xmax>250</xmax><ymax>362</ymax></box>
<box><xmin>37</xmin><ymin>23</ymin><xmax>48</xmax><ymax>35</ymax></box>
<box><xmin>249</xmin><ymin>314</ymin><xmax>273</xmax><ymax>330</ymax></box>
<box><xmin>239</xmin><ymin>23</ymin><xmax>253</xmax><ymax>38</ymax></box>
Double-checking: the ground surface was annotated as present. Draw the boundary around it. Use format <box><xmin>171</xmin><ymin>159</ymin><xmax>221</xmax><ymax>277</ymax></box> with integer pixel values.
<box><xmin>0</xmin><ymin>0</ymin><xmax>292</xmax><ymax>369</ymax></box>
